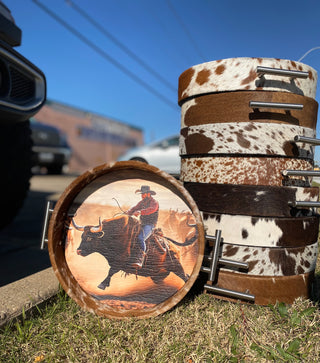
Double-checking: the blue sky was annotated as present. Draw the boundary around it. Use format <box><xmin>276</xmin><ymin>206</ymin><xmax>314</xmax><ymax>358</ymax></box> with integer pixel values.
<box><xmin>8</xmin><ymin>0</ymin><xmax>320</xmax><ymax>161</ymax></box>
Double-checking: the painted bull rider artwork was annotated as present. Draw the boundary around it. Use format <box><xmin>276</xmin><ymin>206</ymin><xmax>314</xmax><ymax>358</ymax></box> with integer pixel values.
<box><xmin>67</xmin><ymin>181</ymin><xmax>199</xmax><ymax>299</ymax></box>
<box><xmin>126</xmin><ymin>185</ymin><xmax>159</xmax><ymax>269</ymax></box>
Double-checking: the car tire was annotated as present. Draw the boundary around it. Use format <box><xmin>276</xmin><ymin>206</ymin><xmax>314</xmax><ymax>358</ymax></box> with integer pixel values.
<box><xmin>130</xmin><ymin>157</ymin><xmax>148</xmax><ymax>164</ymax></box>
<box><xmin>0</xmin><ymin>120</ymin><xmax>33</xmax><ymax>229</ymax></box>
<box><xmin>47</xmin><ymin>164</ymin><xmax>63</xmax><ymax>175</ymax></box>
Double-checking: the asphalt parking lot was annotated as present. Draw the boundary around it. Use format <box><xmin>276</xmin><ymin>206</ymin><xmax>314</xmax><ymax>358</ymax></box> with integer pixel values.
<box><xmin>0</xmin><ymin>174</ymin><xmax>77</xmax><ymax>287</ymax></box>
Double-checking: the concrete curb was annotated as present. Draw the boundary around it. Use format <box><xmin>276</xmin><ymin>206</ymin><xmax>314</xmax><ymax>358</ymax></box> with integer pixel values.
<box><xmin>0</xmin><ymin>267</ymin><xmax>60</xmax><ymax>327</ymax></box>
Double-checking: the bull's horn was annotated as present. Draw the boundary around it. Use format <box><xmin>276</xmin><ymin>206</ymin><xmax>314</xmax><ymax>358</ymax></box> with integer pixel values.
<box><xmin>186</xmin><ymin>213</ymin><xmax>196</xmax><ymax>227</ymax></box>
<box><xmin>71</xmin><ymin>218</ymin><xmax>85</xmax><ymax>231</ymax></box>
<box><xmin>90</xmin><ymin>217</ymin><xmax>103</xmax><ymax>232</ymax></box>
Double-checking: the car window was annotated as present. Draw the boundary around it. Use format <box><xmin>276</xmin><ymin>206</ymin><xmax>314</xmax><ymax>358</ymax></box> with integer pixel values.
<box><xmin>167</xmin><ymin>136</ymin><xmax>179</xmax><ymax>146</ymax></box>
<box><xmin>151</xmin><ymin>135</ymin><xmax>179</xmax><ymax>148</ymax></box>
<box><xmin>156</xmin><ymin>136</ymin><xmax>179</xmax><ymax>148</ymax></box>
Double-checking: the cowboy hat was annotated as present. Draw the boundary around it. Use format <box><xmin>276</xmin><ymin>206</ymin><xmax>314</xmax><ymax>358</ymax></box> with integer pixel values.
<box><xmin>135</xmin><ymin>185</ymin><xmax>156</xmax><ymax>195</ymax></box>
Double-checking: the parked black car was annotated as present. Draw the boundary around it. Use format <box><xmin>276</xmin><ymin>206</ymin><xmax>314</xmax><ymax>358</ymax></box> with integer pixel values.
<box><xmin>30</xmin><ymin>119</ymin><xmax>71</xmax><ymax>174</ymax></box>
<box><xmin>0</xmin><ymin>1</ymin><xmax>46</xmax><ymax>228</ymax></box>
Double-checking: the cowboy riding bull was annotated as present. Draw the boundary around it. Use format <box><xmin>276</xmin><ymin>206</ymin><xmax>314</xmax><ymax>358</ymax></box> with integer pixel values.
<box><xmin>71</xmin><ymin>213</ymin><xmax>198</xmax><ymax>290</ymax></box>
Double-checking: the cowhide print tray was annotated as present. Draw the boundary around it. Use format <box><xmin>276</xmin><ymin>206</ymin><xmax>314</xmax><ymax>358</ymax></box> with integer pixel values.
<box><xmin>48</xmin><ymin>161</ymin><xmax>205</xmax><ymax>319</ymax></box>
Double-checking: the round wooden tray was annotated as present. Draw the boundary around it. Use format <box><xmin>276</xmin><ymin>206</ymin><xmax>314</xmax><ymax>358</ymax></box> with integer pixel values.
<box><xmin>206</xmin><ymin>270</ymin><xmax>314</xmax><ymax>305</ymax></box>
<box><xmin>184</xmin><ymin>183</ymin><xmax>319</xmax><ymax>217</ymax></box>
<box><xmin>48</xmin><ymin>161</ymin><xmax>205</xmax><ymax>319</ymax></box>
<box><xmin>217</xmin><ymin>241</ymin><xmax>318</xmax><ymax>276</ymax></box>
<box><xmin>178</xmin><ymin>57</ymin><xmax>317</xmax><ymax>104</ymax></box>
<box><xmin>180</xmin><ymin>156</ymin><xmax>313</xmax><ymax>187</ymax></box>
<box><xmin>180</xmin><ymin>122</ymin><xmax>315</xmax><ymax>159</ymax></box>
<box><xmin>180</xmin><ymin>91</ymin><xmax>318</xmax><ymax>129</ymax></box>
<box><xmin>202</xmin><ymin>212</ymin><xmax>319</xmax><ymax>248</ymax></box>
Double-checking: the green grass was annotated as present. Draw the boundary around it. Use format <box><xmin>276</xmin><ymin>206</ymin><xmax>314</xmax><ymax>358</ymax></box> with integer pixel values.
<box><xmin>1</xmin><ymin>266</ymin><xmax>320</xmax><ymax>362</ymax></box>
<box><xmin>2</xmin><ymin>212</ymin><xmax>320</xmax><ymax>362</ymax></box>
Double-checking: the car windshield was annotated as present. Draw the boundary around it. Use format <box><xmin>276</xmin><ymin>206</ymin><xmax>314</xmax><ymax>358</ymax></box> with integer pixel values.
<box><xmin>153</xmin><ymin>135</ymin><xmax>179</xmax><ymax>148</ymax></box>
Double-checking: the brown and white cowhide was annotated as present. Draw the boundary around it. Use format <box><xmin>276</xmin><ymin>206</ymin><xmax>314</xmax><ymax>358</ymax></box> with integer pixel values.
<box><xmin>180</xmin><ymin>156</ymin><xmax>313</xmax><ymax>186</ymax></box>
<box><xmin>180</xmin><ymin>91</ymin><xmax>318</xmax><ymax>130</ymax></box>
<box><xmin>217</xmin><ymin>242</ymin><xmax>318</xmax><ymax>276</ymax></box>
<box><xmin>202</xmin><ymin>213</ymin><xmax>319</xmax><ymax>248</ymax></box>
<box><xmin>184</xmin><ymin>183</ymin><xmax>319</xmax><ymax>217</ymax></box>
<box><xmin>180</xmin><ymin>123</ymin><xmax>315</xmax><ymax>159</ymax></box>
<box><xmin>206</xmin><ymin>270</ymin><xmax>314</xmax><ymax>305</ymax></box>
<box><xmin>178</xmin><ymin>57</ymin><xmax>317</xmax><ymax>105</ymax></box>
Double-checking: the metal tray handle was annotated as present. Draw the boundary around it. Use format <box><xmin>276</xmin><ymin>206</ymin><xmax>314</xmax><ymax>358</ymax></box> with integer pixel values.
<box><xmin>256</xmin><ymin>66</ymin><xmax>309</xmax><ymax>79</ymax></box>
<box><xmin>40</xmin><ymin>200</ymin><xmax>54</xmax><ymax>250</ymax></box>
<box><xmin>288</xmin><ymin>201</ymin><xmax>320</xmax><ymax>208</ymax></box>
<box><xmin>294</xmin><ymin>135</ymin><xmax>320</xmax><ymax>145</ymax></box>
<box><xmin>282</xmin><ymin>170</ymin><xmax>320</xmax><ymax>177</ymax></box>
<box><xmin>203</xmin><ymin>231</ymin><xmax>255</xmax><ymax>302</ymax></box>
<box><xmin>203</xmin><ymin>284</ymin><xmax>255</xmax><ymax>301</ymax></box>
<box><xmin>249</xmin><ymin>101</ymin><xmax>303</xmax><ymax>110</ymax></box>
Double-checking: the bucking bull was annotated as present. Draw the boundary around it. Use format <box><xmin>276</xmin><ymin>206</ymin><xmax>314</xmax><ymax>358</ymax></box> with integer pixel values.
<box><xmin>71</xmin><ymin>214</ymin><xmax>198</xmax><ymax>290</ymax></box>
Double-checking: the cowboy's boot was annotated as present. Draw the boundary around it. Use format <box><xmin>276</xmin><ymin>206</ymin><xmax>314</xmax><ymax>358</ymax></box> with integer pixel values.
<box><xmin>131</xmin><ymin>248</ymin><xmax>146</xmax><ymax>269</ymax></box>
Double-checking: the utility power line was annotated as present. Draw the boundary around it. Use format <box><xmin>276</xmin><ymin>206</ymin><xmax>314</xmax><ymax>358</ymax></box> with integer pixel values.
<box><xmin>145</xmin><ymin>1</ymin><xmax>196</xmax><ymax>67</ymax></box>
<box><xmin>65</xmin><ymin>0</ymin><xmax>177</xmax><ymax>93</ymax></box>
<box><xmin>166</xmin><ymin>0</ymin><xmax>206</xmax><ymax>63</ymax></box>
<box><xmin>32</xmin><ymin>0</ymin><xmax>178</xmax><ymax>111</ymax></box>
<box><xmin>298</xmin><ymin>46</ymin><xmax>320</xmax><ymax>62</ymax></box>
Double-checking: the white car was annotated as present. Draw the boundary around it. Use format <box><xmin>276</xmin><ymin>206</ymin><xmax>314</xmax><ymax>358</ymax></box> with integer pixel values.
<box><xmin>118</xmin><ymin>135</ymin><xmax>180</xmax><ymax>176</ymax></box>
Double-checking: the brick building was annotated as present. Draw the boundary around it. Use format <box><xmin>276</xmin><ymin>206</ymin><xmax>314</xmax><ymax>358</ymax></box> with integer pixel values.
<box><xmin>33</xmin><ymin>100</ymin><xmax>143</xmax><ymax>173</ymax></box>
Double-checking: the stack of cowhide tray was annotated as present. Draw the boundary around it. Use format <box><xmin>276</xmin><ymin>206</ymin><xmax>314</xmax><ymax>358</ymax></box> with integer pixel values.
<box><xmin>178</xmin><ymin>57</ymin><xmax>319</xmax><ymax>305</ymax></box>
